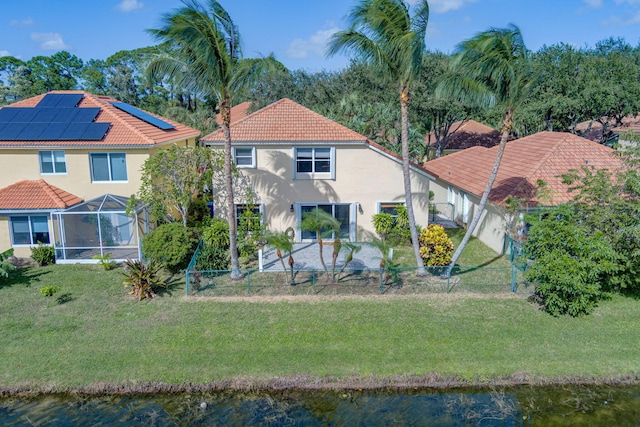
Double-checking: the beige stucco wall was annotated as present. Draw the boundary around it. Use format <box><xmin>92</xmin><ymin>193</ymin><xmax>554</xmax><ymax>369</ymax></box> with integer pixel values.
<box><xmin>429</xmin><ymin>178</ymin><xmax>508</xmax><ymax>254</ymax></box>
<box><xmin>0</xmin><ymin>138</ymin><xmax>195</xmax><ymax>257</ymax></box>
<box><xmin>226</xmin><ymin>143</ymin><xmax>432</xmax><ymax>241</ymax></box>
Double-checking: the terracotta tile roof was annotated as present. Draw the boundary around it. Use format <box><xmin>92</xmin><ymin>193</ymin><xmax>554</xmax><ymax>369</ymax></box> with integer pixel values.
<box><xmin>0</xmin><ymin>90</ymin><xmax>200</xmax><ymax>148</ymax></box>
<box><xmin>425</xmin><ymin>120</ymin><xmax>501</xmax><ymax>150</ymax></box>
<box><xmin>202</xmin><ymin>98</ymin><xmax>434</xmax><ymax>177</ymax></box>
<box><xmin>423</xmin><ymin>131</ymin><xmax>623</xmax><ymax>206</ymax></box>
<box><xmin>214</xmin><ymin>101</ymin><xmax>252</xmax><ymax>126</ymax></box>
<box><xmin>202</xmin><ymin>98</ymin><xmax>367</xmax><ymax>142</ymax></box>
<box><xmin>0</xmin><ymin>179</ymin><xmax>83</xmax><ymax>209</ymax></box>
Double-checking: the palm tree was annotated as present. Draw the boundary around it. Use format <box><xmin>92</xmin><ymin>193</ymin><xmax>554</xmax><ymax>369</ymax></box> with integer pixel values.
<box><xmin>327</xmin><ymin>0</ymin><xmax>429</xmax><ymax>274</ymax></box>
<box><xmin>436</xmin><ymin>24</ymin><xmax>537</xmax><ymax>277</ymax></box>
<box><xmin>147</xmin><ymin>0</ymin><xmax>285</xmax><ymax>279</ymax></box>
<box><xmin>300</xmin><ymin>208</ymin><xmax>340</xmax><ymax>274</ymax></box>
<box><xmin>266</xmin><ymin>230</ymin><xmax>295</xmax><ymax>285</ymax></box>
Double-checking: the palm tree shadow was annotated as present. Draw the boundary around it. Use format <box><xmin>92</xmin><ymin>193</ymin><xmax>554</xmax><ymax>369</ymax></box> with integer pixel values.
<box><xmin>157</xmin><ymin>274</ymin><xmax>184</xmax><ymax>297</ymax></box>
<box><xmin>454</xmin><ymin>255</ymin><xmax>506</xmax><ymax>275</ymax></box>
<box><xmin>0</xmin><ymin>267</ymin><xmax>50</xmax><ymax>290</ymax></box>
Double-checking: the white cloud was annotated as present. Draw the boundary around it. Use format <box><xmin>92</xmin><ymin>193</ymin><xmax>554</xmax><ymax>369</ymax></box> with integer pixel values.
<box><xmin>8</xmin><ymin>18</ymin><xmax>34</xmax><ymax>27</ymax></box>
<box><xmin>287</xmin><ymin>26</ymin><xmax>339</xmax><ymax>59</ymax></box>
<box><xmin>583</xmin><ymin>0</ymin><xmax>603</xmax><ymax>7</ymax></box>
<box><xmin>31</xmin><ymin>32</ymin><xmax>70</xmax><ymax>51</ymax></box>
<box><xmin>604</xmin><ymin>11</ymin><xmax>640</xmax><ymax>25</ymax></box>
<box><xmin>116</xmin><ymin>0</ymin><xmax>143</xmax><ymax>12</ymax></box>
<box><xmin>0</xmin><ymin>50</ymin><xmax>11</xmax><ymax>57</ymax></box>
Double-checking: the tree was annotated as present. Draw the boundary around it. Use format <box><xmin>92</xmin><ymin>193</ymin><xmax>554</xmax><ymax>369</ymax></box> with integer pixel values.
<box><xmin>436</xmin><ymin>25</ymin><xmax>537</xmax><ymax>277</ymax></box>
<box><xmin>136</xmin><ymin>144</ymin><xmax>213</xmax><ymax>226</ymax></box>
<box><xmin>147</xmin><ymin>0</ymin><xmax>285</xmax><ymax>279</ymax></box>
<box><xmin>300</xmin><ymin>208</ymin><xmax>340</xmax><ymax>274</ymax></box>
<box><xmin>327</xmin><ymin>0</ymin><xmax>430</xmax><ymax>274</ymax></box>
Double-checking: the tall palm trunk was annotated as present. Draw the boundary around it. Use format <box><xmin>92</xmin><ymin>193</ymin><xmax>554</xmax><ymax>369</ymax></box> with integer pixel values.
<box><xmin>445</xmin><ymin>108</ymin><xmax>514</xmax><ymax>277</ymax></box>
<box><xmin>220</xmin><ymin>96</ymin><xmax>241</xmax><ymax>279</ymax></box>
<box><xmin>400</xmin><ymin>87</ymin><xmax>426</xmax><ymax>275</ymax></box>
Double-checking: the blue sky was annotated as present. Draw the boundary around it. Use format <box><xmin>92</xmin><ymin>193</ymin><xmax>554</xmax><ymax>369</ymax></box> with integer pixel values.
<box><xmin>2</xmin><ymin>0</ymin><xmax>640</xmax><ymax>72</ymax></box>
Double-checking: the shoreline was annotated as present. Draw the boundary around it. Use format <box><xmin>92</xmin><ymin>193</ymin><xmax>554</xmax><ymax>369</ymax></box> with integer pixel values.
<box><xmin>2</xmin><ymin>373</ymin><xmax>640</xmax><ymax>397</ymax></box>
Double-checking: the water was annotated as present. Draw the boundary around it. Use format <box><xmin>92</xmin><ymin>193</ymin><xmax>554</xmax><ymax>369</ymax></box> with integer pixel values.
<box><xmin>1</xmin><ymin>385</ymin><xmax>639</xmax><ymax>426</ymax></box>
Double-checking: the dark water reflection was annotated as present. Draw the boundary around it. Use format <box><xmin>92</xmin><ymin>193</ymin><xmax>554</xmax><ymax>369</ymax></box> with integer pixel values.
<box><xmin>1</xmin><ymin>385</ymin><xmax>639</xmax><ymax>426</ymax></box>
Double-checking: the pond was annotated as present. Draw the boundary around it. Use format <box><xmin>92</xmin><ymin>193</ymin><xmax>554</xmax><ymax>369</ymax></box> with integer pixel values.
<box><xmin>1</xmin><ymin>385</ymin><xmax>639</xmax><ymax>426</ymax></box>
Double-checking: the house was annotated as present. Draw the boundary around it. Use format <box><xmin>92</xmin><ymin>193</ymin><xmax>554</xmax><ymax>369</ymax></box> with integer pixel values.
<box><xmin>422</xmin><ymin>131</ymin><xmax>623</xmax><ymax>254</ymax></box>
<box><xmin>0</xmin><ymin>91</ymin><xmax>200</xmax><ymax>260</ymax></box>
<box><xmin>201</xmin><ymin>98</ymin><xmax>434</xmax><ymax>242</ymax></box>
<box><xmin>214</xmin><ymin>101</ymin><xmax>251</xmax><ymax>126</ymax></box>
<box><xmin>425</xmin><ymin>119</ymin><xmax>501</xmax><ymax>159</ymax></box>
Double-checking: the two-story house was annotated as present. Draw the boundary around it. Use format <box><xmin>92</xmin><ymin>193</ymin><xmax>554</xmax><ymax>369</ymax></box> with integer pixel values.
<box><xmin>201</xmin><ymin>98</ymin><xmax>434</xmax><ymax>242</ymax></box>
<box><xmin>0</xmin><ymin>91</ymin><xmax>200</xmax><ymax>260</ymax></box>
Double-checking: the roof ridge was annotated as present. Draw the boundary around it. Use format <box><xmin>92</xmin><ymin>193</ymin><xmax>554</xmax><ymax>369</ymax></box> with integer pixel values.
<box><xmin>37</xmin><ymin>179</ymin><xmax>68</xmax><ymax>208</ymax></box>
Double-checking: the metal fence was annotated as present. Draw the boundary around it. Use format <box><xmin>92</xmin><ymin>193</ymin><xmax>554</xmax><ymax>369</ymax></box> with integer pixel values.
<box><xmin>185</xmin><ymin>260</ymin><xmax>531</xmax><ymax>297</ymax></box>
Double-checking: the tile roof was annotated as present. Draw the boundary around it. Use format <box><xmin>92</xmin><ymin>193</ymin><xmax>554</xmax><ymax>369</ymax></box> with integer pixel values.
<box><xmin>202</xmin><ymin>98</ymin><xmax>367</xmax><ymax>142</ymax></box>
<box><xmin>214</xmin><ymin>101</ymin><xmax>252</xmax><ymax>126</ymax></box>
<box><xmin>423</xmin><ymin>131</ymin><xmax>623</xmax><ymax>206</ymax></box>
<box><xmin>425</xmin><ymin>120</ymin><xmax>501</xmax><ymax>150</ymax></box>
<box><xmin>0</xmin><ymin>91</ymin><xmax>200</xmax><ymax>148</ymax></box>
<box><xmin>0</xmin><ymin>179</ymin><xmax>83</xmax><ymax>209</ymax></box>
<box><xmin>202</xmin><ymin>97</ymin><xmax>434</xmax><ymax>177</ymax></box>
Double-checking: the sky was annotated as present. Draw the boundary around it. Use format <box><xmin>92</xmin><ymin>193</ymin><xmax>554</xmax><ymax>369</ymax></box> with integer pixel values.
<box><xmin>2</xmin><ymin>0</ymin><xmax>640</xmax><ymax>72</ymax></box>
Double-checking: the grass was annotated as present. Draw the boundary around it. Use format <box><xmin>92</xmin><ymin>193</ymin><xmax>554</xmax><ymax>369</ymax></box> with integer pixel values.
<box><xmin>393</xmin><ymin>228</ymin><xmax>511</xmax><ymax>268</ymax></box>
<box><xmin>0</xmin><ymin>263</ymin><xmax>639</xmax><ymax>392</ymax></box>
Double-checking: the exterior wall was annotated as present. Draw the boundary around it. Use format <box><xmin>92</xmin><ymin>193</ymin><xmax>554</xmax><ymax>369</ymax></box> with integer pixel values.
<box><xmin>223</xmin><ymin>143</ymin><xmax>432</xmax><ymax>241</ymax></box>
<box><xmin>429</xmin><ymin>178</ymin><xmax>508</xmax><ymax>254</ymax></box>
<box><xmin>0</xmin><ymin>147</ymin><xmax>152</xmax><ymax>200</ymax></box>
<box><xmin>0</xmin><ymin>213</ymin><xmax>53</xmax><ymax>258</ymax></box>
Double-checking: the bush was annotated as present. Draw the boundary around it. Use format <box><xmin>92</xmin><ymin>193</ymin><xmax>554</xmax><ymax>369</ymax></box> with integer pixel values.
<box><xmin>372</xmin><ymin>212</ymin><xmax>394</xmax><ymax>239</ymax></box>
<box><xmin>142</xmin><ymin>223</ymin><xmax>198</xmax><ymax>274</ymax></box>
<box><xmin>418</xmin><ymin>224</ymin><xmax>454</xmax><ymax>267</ymax></box>
<box><xmin>39</xmin><ymin>285</ymin><xmax>60</xmax><ymax>297</ymax></box>
<box><xmin>122</xmin><ymin>259</ymin><xmax>166</xmax><ymax>301</ymax></box>
<box><xmin>31</xmin><ymin>244</ymin><xmax>55</xmax><ymax>266</ymax></box>
<box><xmin>93</xmin><ymin>253</ymin><xmax>117</xmax><ymax>270</ymax></box>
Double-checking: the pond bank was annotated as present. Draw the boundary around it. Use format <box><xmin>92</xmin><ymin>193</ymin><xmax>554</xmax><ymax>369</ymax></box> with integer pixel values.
<box><xmin>2</xmin><ymin>373</ymin><xmax>640</xmax><ymax>397</ymax></box>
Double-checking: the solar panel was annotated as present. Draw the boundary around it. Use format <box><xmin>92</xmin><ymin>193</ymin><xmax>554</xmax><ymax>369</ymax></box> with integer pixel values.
<box><xmin>0</xmin><ymin>108</ymin><xmax>20</xmax><ymax>122</ymax></box>
<box><xmin>17</xmin><ymin>123</ymin><xmax>48</xmax><ymax>140</ymax></box>
<box><xmin>37</xmin><ymin>93</ymin><xmax>83</xmax><ymax>108</ymax></box>
<box><xmin>52</xmin><ymin>108</ymin><xmax>78</xmax><ymax>123</ymax></box>
<box><xmin>32</xmin><ymin>108</ymin><xmax>58</xmax><ymax>123</ymax></box>
<box><xmin>43</xmin><ymin>122</ymin><xmax>69</xmax><ymax>140</ymax></box>
<box><xmin>81</xmin><ymin>122</ymin><xmax>110</xmax><ymax>140</ymax></box>
<box><xmin>12</xmin><ymin>108</ymin><xmax>39</xmax><ymax>123</ymax></box>
<box><xmin>74</xmin><ymin>108</ymin><xmax>100</xmax><ymax>122</ymax></box>
<box><xmin>58</xmin><ymin>123</ymin><xmax>90</xmax><ymax>140</ymax></box>
<box><xmin>110</xmin><ymin>102</ymin><xmax>175</xmax><ymax>130</ymax></box>
<box><xmin>0</xmin><ymin>122</ymin><xmax>28</xmax><ymax>139</ymax></box>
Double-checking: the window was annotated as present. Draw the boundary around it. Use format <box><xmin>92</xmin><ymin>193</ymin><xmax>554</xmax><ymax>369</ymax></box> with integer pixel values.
<box><xmin>39</xmin><ymin>150</ymin><xmax>67</xmax><ymax>174</ymax></box>
<box><xmin>300</xmin><ymin>203</ymin><xmax>351</xmax><ymax>241</ymax></box>
<box><xmin>236</xmin><ymin>204</ymin><xmax>263</xmax><ymax>233</ymax></box>
<box><xmin>232</xmin><ymin>147</ymin><xmax>255</xmax><ymax>168</ymax></box>
<box><xmin>10</xmin><ymin>216</ymin><xmax>50</xmax><ymax>245</ymax></box>
<box><xmin>293</xmin><ymin>147</ymin><xmax>334</xmax><ymax>179</ymax></box>
<box><xmin>90</xmin><ymin>153</ymin><xmax>127</xmax><ymax>182</ymax></box>
<box><xmin>378</xmin><ymin>202</ymin><xmax>405</xmax><ymax>218</ymax></box>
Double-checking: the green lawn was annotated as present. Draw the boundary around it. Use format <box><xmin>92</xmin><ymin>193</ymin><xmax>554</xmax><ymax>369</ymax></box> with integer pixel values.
<box><xmin>0</xmin><ymin>264</ymin><xmax>639</xmax><ymax>391</ymax></box>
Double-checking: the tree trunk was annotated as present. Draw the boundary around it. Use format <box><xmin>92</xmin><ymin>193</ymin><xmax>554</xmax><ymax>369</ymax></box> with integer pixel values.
<box><xmin>445</xmin><ymin>108</ymin><xmax>514</xmax><ymax>278</ymax></box>
<box><xmin>400</xmin><ymin>88</ymin><xmax>426</xmax><ymax>275</ymax></box>
<box><xmin>220</xmin><ymin>96</ymin><xmax>242</xmax><ymax>279</ymax></box>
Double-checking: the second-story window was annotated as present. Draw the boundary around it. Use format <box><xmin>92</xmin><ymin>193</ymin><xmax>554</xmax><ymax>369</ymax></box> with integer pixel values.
<box><xmin>232</xmin><ymin>147</ymin><xmax>256</xmax><ymax>168</ymax></box>
<box><xmin>293</xmin><ymin>147</ymin><xmax>334</xmax><ymax>179</ymax></box>
<box><xmin>39</xmin><ymin>150</ymin><xmax>67</xmax><ymax>174</ymax></box>
<box><xmin>90</xmin><ymin>153</ymin><xmax>127</xmax><ymax>182</ymax></box>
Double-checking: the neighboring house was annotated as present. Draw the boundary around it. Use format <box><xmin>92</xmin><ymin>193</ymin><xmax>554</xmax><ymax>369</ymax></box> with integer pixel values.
<box><xmin>214</xmin><ymin>101</ymin><xmax>251</xmax><ymax>126</ymax></box>
<box><xmin>201</xmin><ymin>98</ymin><xmax>434</xmax><ymax>242</ymax></box>
<box><xmin>423</xmin><ymin>131</ymin><xmax>623</xmax><ymax>254</ymax></box>
<box><xmin>0</xmin><ymin>90</ymin><xmax>200</xmax><ymax>260</ymax></box>
<box><xmin>425</xmin><ymin>119</ymin><xmax>501</xmax><ymax>159</ymax></box>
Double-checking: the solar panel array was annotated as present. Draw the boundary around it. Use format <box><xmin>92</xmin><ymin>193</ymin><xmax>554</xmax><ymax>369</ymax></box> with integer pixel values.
<box><xmin>0</xmin><ymin>94</ymin><xmax>111</xmax><ymax>141</ymax></box>
<box><xmin>110</xmin><ymin>102</ymin><xmax>175</xmax><ymax>130</ymax></box>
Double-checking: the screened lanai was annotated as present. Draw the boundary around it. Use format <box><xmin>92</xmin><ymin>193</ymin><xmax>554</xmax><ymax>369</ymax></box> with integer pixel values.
<box><xmin>52</xmin><ymin>194</ymin><xmax>149</xmax><ymax>263</ymax></box>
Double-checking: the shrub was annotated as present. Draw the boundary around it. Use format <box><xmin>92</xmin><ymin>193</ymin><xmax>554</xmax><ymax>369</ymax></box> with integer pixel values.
<box><xmin>142</xmin><ymin>223</ymin><xmax>198</xmax><ymax>274</ymax></box>
<box><xmin>418</xmin><ymin>224</ymin><xmax>454</xmax><ymax>267</ymax></box>
<box><xmin>122</xmin><ymin>259</ymin><xmax>166</xmax><ymax>301</ymax></box>
<box><xmin>201</xmin><ymin>217</ymin><xmax>229</xmax><ymax>249</ymax></box>
<box><xmin>0</xmin><ymin>248</ymin><xmax>15</xmax><ymax>278</ymax></box>
<box><xmin>198</xmin><ymin>218</ymin><xmax>231</xmax><ymax>270</ymax></box>
<box><xmin>372</xmin><ymin>213</ymin><xmax>394</xmax><ymax>239</ymax></box>
<box><xmin>31</xmin><ymin>244</ymin><xmax>55</xmax><ymax>266</ymax></box>
<box><xmin>93</xmin><ymin>253</ymin><xmax>117</xmax><ymax>270</ymax></box>
<box><xmin>39</xmin><ymin>285</ymin><xmax>60</xmax><ymax>297</ymax></box>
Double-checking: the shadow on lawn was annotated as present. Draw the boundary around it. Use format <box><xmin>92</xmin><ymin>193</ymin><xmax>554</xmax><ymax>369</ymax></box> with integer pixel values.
<box><xmin>0</xmin><ymin>267</ymin><xmax>50</xmax><ymax>290</ymax></box>
<box><xmin>156</xmin><ymin>273</ymin><xmax>185</xmax><ymax>297</ymax></box>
